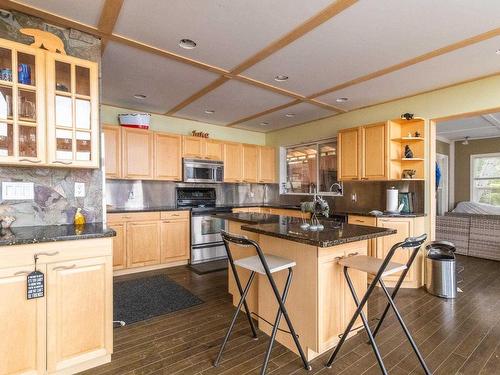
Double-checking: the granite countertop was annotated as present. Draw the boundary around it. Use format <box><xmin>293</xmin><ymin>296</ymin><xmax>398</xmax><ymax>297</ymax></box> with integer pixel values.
<box><xmin>0</xmin><ymin>223</ymin><xmax>116</xmax><ymax>247</ymax></box>
<box><xmin>212</xmin><ymin>212</ymin><xmax>282</xmax><ymax>225</ymax></box>
<box><xmin>241</xmin><ymin>220</ymin><xmax>396</xmax><ymax>247</ymax></box>
<box><xmin>107</xmin><ymin>206</ymin><xmax>190</xmax><ymax>213</ymax></box>
<box><xmin>339</xmin><ymin>210</ymin><xmax>426</xmax><ymax>218</ymax></box>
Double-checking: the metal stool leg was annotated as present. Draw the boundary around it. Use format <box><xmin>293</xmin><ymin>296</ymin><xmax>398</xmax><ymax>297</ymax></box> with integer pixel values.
<box><xmin>372</xmin><ymin>247</ymin><xmax>420</xmax><ymax>339</ymax></box>
<box><xmin>379</xmin><ymin>279</ymin><xmax>431</xmax><ymax>375</ymax></box>
<box><xmin>265</xmin><ymin>268</ymin><xmax>311</xmax><ymax>371</ymax></box>
<box><xmin>344</xmin><ymin>267</ymin><xmax>388</xmax><ymax>375</ymax></box>
<box><xmin>260</xmin><ymin>268</ymin><xmax>293</xmax><ymax>375</ymax></box>
<box><xmin>214</xmin><ymin>271</ymin><xmax>256</xmax><ymax>367</ymax></box>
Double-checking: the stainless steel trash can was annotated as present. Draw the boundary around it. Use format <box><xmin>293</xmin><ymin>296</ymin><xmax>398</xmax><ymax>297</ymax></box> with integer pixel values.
<box><xmin>425</xmin><ymin>241</ymin><xmax>457</xmax><ymax>299</ymax></box>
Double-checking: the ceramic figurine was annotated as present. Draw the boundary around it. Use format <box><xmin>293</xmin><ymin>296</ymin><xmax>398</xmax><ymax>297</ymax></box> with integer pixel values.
<box><xmin>0</xmin><ymin>215</ymin><xmax>15</xmax><ymax>229</ymax></box>
<box><xmin>404</xmin><ymin>145</ymin><xmax>414</xmax><ymax>158</ymax></box>
<box><xmin>414</xmin><ymin>131</ymin><xmax>421</xmax><ymax>138</ymax></box>
<box><xmin>402</xmin><ymin>169</ymin><xmax>416</xmax><ymax>179</ymax></box>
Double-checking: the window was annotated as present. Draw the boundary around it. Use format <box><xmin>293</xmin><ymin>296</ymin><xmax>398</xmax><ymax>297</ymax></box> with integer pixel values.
<box><xmin>471</xmin><ymin>153</ymin><xmax>500</xmax><ymax>206</ymax></box>
<box><xmin>281</xmin><ymin>139</ymin><xmax>342</xmax><ymax>196</ymax></box>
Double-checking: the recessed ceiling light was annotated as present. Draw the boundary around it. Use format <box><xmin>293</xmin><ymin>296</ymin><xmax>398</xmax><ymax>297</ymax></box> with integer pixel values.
<box><xmin>496</xmin><ymin>49</ymin><xmax>500</xmax><ymax>55</ymax></box>
<box><xmin>285</xmin><ymin>113</ymin><xmax>296</xmax><ymax>118</ymax></box>
<box><xmin>335</xmin><ymin>97</ymin><xmax>348</xmax><ymax>103</ymax></box>
<box><xmin>260</xmin><ymin>122</ymin><xmax>269</xmax><ymax>126</ymax></box>
<box><xmin>274</xmin><ymin>75</ymin><xmax>289</xmax><ymax>82</ymax></box>
<box><xmin>179</xmin><ymin>39</ymin><xmax>197</xmax><ymax>49</ymax></box>
<box><xmin>133</xmin><ymin>94</ymin><xmax>146</xmax><ymax>99</ymax></box>
<box><xmin>204</xmin><ymin>109</ymin><xmax>215</xmax><ymax>114</ymax></box>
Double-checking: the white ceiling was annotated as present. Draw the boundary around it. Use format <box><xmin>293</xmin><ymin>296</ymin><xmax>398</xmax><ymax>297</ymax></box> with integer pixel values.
<box><xmin>14</xmin><ymin>0</ymin><xmax>500</xmax><ymax>133</ymax></box>
<box><xmin>437</xmin><ymin>112</ymin><xmax>500</xmax><ymax>141</ymax></box>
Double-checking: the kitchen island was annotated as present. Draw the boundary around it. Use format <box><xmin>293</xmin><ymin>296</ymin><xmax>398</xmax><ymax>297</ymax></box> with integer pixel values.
<box><xmin>214</xmin><ymin>213</ymin><xmax>395</xmax><ymax>360</ymax></box>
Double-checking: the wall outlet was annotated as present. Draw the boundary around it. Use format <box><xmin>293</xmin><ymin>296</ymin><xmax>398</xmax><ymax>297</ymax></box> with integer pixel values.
<box><xmin>74</xmin><ymin>182</ymin><xmax>85</xmax><ymax>198</ymax></box>
<box><xmin>351</xmin><ymin>193</ymin><xmax>357</xmax><ymax>203</ymax></box>
<box><xmin>2</xmin><ymin>182</ymin><xmax>34</xmax><ymax>200</ymax></box>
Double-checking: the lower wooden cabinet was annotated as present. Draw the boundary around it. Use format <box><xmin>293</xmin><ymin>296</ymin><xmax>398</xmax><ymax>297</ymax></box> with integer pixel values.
<box><xmin>0</xmin><ymin>238</ymin><xmax>113</xmax><ymax>375</ymax></box>
<box><xmin>47</xmin><ymin>257</ymin><xmax>112</xmax><ymax>373</ymax></box>
<box><xmin>108</xmin><ymin>211</ymin><xmax>190</xmax><ymax>273</ymax></box>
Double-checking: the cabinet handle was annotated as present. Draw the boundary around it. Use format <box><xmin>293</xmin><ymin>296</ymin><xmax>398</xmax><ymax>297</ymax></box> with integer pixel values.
<box><xmin>14</xmin><ymin>270</ymin><xmax>31</xmax><ymax>276</ymax></box>
<box><xmin>354</xmin><ymin>219</ymin><xmax>364</xmax><ymax>223</ymax></box>
<box><xmin>170</xmin><ymin>214</ymin><xmax>180</xmax><ymax>217</ymax></box>
<box><xmin>347</xmin><ymin>252</ymin><xmax>359</xmax><ymax>257</ymax></box>
<box><xmin>52</xmin><ymin>160</ymin><xmax>73</xmax><ymax>165</ymax></box>
<box><xmin>35</xmin><ymin>251</ymin><xmax>59</xmax><ymax>257</ymax></box>
<box><xmin>121</xmin><ymin>216</ymin><xmax>132</xmax><ymax>219</ymax></box>
<box><xmin>351</xmin><ymin>178</ymin><xmax>358</xmax><ymax>180</ymax></box>
<box><xmin>52</xmin><ymin>264</ymin><xmax>76</xmax><ymax>271</ymax></box>
<box><xmin>334</xmin><ymin>256</ymin><xmax>344</xmax><ymax>261</ymax></box>
<box><xmin>19</xmin><ymin>158</ymin><xmax>41</xmax><ymax>163</ymax></box>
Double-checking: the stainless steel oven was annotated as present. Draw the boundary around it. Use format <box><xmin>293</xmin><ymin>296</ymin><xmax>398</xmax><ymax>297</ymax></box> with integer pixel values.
<box><xmin>183</xmin><ymin>159</ymin><xmax>223</xmax><ymax>183</ymax></box>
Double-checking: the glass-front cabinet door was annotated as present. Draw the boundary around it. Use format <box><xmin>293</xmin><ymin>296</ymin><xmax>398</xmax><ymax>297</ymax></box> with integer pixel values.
<box><xmin>46</xmin><ymin>52</ymin><xmax>98</xmax><ymax>168</ymax></box>
<box><xmin>0</xmin><ymin>40</ymin><xmax>45</xmax><ymax>165</ymax></box>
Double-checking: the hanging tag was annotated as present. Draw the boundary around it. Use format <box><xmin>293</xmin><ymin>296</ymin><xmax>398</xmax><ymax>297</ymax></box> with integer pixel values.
<box><xmin>27</xmin><ymin>270</ymin><xmax>44</xmax><ymax>299</ymax></box>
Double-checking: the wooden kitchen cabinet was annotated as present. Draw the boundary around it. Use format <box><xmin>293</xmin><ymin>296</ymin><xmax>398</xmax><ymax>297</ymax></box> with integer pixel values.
<box><xmin>126</xmin><ymin>221</ymin><xmax>161</xmax><ymax>268</ymax></box>
<box><xmin>338</xmin><ymin>127</ymin><xmax>361</xmax><ymax>180</ymax></box>
<box><xmin>0</xmin><ymin>265</ymin><xmax>46</xmax><ymax>375</ymax></box>
<box><xmin>110</xmin><ymin>222</ymin><xmax>126</xmax><ymax>270</ymax></box>
<box><xmin>223</xmin><ymin>142</ymin><xmax>243</xmax><ymax>182</ymax></box>
<box><xmin>154</xmin><ymin>132</ymin><xmax>182</xmax><ymax>180</ymax></box>
<box><xmin>204</xmin><ymin>139</ymin><xmax>223</xmax><ymax>160</ymax></box>
<box><xmin>258</xmin><ymin>146</ymin><xmax>276</xmax><ymax>183</ymax></box>
<box><xmin>242</xmin><ymin>144</ymin><xmax>259</xmax><ymax>183</ymax></box>
<box><xmin>46</xmin><ymin>256</ymin><xmax>112</xmax><ymax>373</ymax></box>
<box><xmin>361</xmin><ymin>122</ymin><xmax>388</xmax><ymax>180</ymax></box>
<box><xmin>348</xmin><ymin>215</ymin><xmax>377</xmax><ymax>257</ymax></box>
<box><xmin>46</xmin><ymin>52</ymin><xmax>99</xmax><ymax>168</ymax></box>
<box><xmin>160</xmin><ymin>219</ymin><xmax>190</xmax><ymax>262</ymax></box>
<box><xmin>122</xmin><ymin>127</ymin><xmax>154</xmax><ymax>179</ymax></box>
<box><xmin>182</xmin><ymin>136</ymin><xmax>223</xmax><ymax>160</ymax></box>
<box><xmin>103</xmin><ymin>125</ymin><xmax>121</xmax><ymax>178</ymax></box>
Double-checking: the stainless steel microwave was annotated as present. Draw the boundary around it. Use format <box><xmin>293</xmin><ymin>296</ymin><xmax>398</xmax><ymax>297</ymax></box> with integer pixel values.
<box><xmin>183</xmin><ymin>159</ymin><xmax>224</xmax><ymax>183</ymax></box>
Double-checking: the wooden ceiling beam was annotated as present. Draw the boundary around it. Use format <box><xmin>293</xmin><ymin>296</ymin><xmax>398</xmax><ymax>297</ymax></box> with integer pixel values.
<box><xmin>97</xmin><ymin>0</ymin><xmax>124</xmax><ymax>54</ymax></box>
<box><xmin>227</xmin><ymin>100</ymin><xmax>301</xmax><ymax>127</ymax></box>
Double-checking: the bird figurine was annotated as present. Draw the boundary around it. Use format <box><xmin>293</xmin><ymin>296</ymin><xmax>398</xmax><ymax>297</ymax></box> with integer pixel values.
<box><xmin>404</xmin><ymin>145</ymin><xmax>414</xmax><ymax>158</ymax></box>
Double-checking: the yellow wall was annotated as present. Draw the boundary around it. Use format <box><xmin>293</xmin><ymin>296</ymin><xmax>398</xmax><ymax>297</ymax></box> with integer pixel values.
<box><xmin>101</xmin><ymin>104</ymin><xmax>266</xmax><ymax>145</ymax></box>
<box><xmin>266</xmin><ymin>74</ymin><xmax>500</xmax><ymax>146</ymax></box>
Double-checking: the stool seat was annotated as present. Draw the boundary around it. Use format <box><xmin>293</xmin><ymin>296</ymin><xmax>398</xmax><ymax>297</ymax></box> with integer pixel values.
<box><xmin>234</xmin><ymin>255</ymin><xmax>296</xmax><ymax>275</ymax></box>
<box><xmin>339</xmin><ymin>255</ymin><xmax>407</xmax><ymax>276</ymax></box>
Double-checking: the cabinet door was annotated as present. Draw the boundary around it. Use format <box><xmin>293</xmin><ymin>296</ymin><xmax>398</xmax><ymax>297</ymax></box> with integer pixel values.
<box><xmin>376</xmin><ymin>218</ymin><xmax>413</xmax><ymax>282</ymax></box>
<box><xmin>160</xmin><ymin>220</ymin><xmax>189</xmax><ymax>262</ymax></box>
<box><xmin>342</xmin><ymin>245</ymin><xmax>367</xmax><ymax>331</ymax></box>
<box><xmin>109</xmin><ymin>222</ymin><xmax>126</xmax><ymax>270</ymax></box>
<box><xmin>47</xmin><ymin>257</ymin><xmax>112</xmax><ymax>373</ymax></box>
<box><xmin>362</xmin><ymin>122</ymin><xmax>388</xmax><ymax>180</ymax></box>
<box><xmin>242</xmin><ymin>144</ymin><xmax>259</xmax><ymax>183</ymax></box>
<box><xmin>122</xmin><ymin>127</ymin><xmax>153</xmax><ymax>179</ymax></box>
<box><xmin>338</xmin><ymin>128</ymin><xmax>360</xmax><ymax>180</ymax></box>
<box><xmin>204</xmin><ymin>139</ymin><xmax>223</xmax><ymax>160</ymax></box>
<box><xmin>182</xmin><ymin>136</ymin><xmax>204</xmax><ymax>158</ymax></box>
<box><xmin>224</xmin><ymin>142</ymin><xmax>243</xmax><ymax>182</ymax></box>
<box><xmin>103</xmin><ymin>125</ymin><xmax>121</xmax><ymax>178</ymax></box>
<box><xmin>0</xmin><ymin>265</ymin><xmax>46</xmax><ymax>375</ymax></box>
<box><xmin>46</xmin><ymin>52</ymin><xmax>99</xmax><ymax>168</ymax></box>
<box><xmin>154</xmin><ymin>132</ymin><xmax>182</xmax><ymax>180</ymax></box>
<box><xmin>258</xmin><ymin>146</ymin><xmax>276</xmax><ymax>183</ymax></box>
<box><xmin>126</xmin><ymin>221</ymin><xmax>160</xmax><ymax>268</ymax></box>
<box><xmin>0</xmin><ymin>41</ymin><xmax>46</xmax><ymax>166</ymax></box>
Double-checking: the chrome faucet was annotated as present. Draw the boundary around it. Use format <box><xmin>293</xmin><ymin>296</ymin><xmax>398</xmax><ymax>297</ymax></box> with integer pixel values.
<box><xmin>329</xmin><ymin>182</ymin><xmax>343</xmax><ymax>195</ymax></box>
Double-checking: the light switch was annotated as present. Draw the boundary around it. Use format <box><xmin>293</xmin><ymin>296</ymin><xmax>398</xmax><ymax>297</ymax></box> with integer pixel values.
<box><xmin>2</xmin><ymin>182</ymin><xmax>34</xmax><ymax>200</ymax></box>
<box><xmin>74</xmin><ymin>182</ymin><xmax>85</xmax><ymax>198</ymax></box>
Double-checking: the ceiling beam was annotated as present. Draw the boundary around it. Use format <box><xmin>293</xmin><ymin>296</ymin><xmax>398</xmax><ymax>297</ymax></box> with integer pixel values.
<box><xmin>97</xmin><ymin>0</ymin><xmax>124</xmax><ymax>54</ymax></box>
<box><xmin>164</xmin><ymin>0</ymin><xmax>358</xmax><ymax>115</ymax></box>
<box><xmin>227</xmin><ymin>100</ymin><xmax>301</xmax><ymax>127</ymax></box>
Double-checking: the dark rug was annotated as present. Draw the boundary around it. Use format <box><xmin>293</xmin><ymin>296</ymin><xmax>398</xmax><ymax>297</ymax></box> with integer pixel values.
<box><xmin>114</xmin><ymin>275</ymin><xmax>203</xmax><ymax>325</ymax></box>
<box><xmin>189</xmin><ymin>259</ymin><xmax>228</xmax><ymax>275</ymax></box>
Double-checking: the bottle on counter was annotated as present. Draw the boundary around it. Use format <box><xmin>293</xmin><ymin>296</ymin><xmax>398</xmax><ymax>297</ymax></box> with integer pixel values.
<box><xmin>74</xmin><ymin>208</ymin><xmax>86</xmax><ymax>226</ymax></box>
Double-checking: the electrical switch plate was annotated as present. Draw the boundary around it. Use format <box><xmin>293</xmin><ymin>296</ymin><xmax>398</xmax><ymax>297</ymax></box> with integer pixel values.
<box><xmin>2</xmin><ymin>182</ymin><xmax>34</xmax><ymax>200</ymax></box>
<box><xmin>74</xmin><ymin>182</ymin><xmax>85</xmax><ymax>198</ymax></box>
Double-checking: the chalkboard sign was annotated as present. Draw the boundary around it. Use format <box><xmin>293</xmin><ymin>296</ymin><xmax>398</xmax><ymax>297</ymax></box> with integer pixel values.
<box><xmin>27</xmin><ymin>270</ymin><xmax>44</xmax><ymax>299</ymax></box>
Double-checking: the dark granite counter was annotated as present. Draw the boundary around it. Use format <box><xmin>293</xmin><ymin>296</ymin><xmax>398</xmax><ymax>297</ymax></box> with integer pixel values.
<box><xmin>212</xmin><ymin>212</ymin><xmax>281</xmax><ymax>225</ymax></box>
<box><xmin>338</xmin><ymin>210</ymin><xmax>426</xmax><ymax>218</ymax></box>
<box><xmin>0</xmin><ymin>223</ymin><xmax>116</xmax><ymax>247</ymax></box>
<box><xmin>107</xmin><ymin>205</ymin><xmax>190</xmax><ymax>213</ymax></box>
<box><xmin>240</xmin><ymin>220</ymin><xmax>396</xmax><ymax>247</ymax></box>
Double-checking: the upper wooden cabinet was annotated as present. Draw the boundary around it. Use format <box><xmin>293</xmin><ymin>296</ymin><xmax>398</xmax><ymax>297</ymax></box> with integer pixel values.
<box><xmin>182</xmin><ymin>136</ymin><xmax>223</xmax><ymax>160</ymax></box>
<box><xmin>361</xmin><ymin>122</ymin><xmax>388</xmax><ymax>180</ymax></box>
<box><xmin>154</xmin><ymin>132</ymin><xmax>182</xmax><ymax>181</ymax></box>
<box><xmin>223</xmin><ymin>142</ymin><xmax>243</xmax><ymax>182</ymax></box>
<box><xmin>338</xmin><ymin>127</ymin><xmax>361</xmax><ymax>180</ymax></box>
<box><xmin>258</xmin><ymin>146</ymin><xmax>276</xmax><ymax>183</ymax></box>
<box><xmin>46</xmin><ymin>52</ymin><xmax>99</xmax><ymax>168</ymax></box>
<box><xmin>121</xmin><ymin>127</ymin><xmax>154</xmax><ymax>180</ymax></box>
<box><xmin>103</xmin><ymin>125</ymin><xmax>121</xmax><ymax>179</ymax></box>
<box><xmin>242</xmin><ymin>144</ymin><xmax>259</xmax><ymax>183</ymax></box>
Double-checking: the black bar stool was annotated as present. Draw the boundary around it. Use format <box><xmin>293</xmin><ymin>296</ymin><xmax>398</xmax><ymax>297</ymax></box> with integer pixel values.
<box><xmin>214</xmin><ymin>230</ymin><xmax>311</xmax><ymax>375</ymax></box>
<box><xmin>326</xmin><ymin>234</ymin><xmax>431</xmax><ymax>375</ymax></box>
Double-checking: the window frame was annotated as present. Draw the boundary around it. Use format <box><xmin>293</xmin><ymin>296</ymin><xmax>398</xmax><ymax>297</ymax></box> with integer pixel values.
<box><xmin>470</xmin><ymin>152</ymin><xmax>500</xmax><ymax>206</ymax></box>
<box><xmin>280</xmin><ymin>138</ymin><xmax>343</xmax><ymax>197</ymax></box>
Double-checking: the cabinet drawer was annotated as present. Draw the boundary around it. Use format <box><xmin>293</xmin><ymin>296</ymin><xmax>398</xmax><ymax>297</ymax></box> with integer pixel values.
<box><xmin>107</xmin><ymin>212</ymin><xmax>160</xmax><ymax>223</ymax></box>
<box><xmin>160</xmin><ymin>211</ymin><xmax>190</xmax><ymax>220</ymax></box>
<box><xmin>348</xmin><ymin>215</ymin><xmax>377</xmax><ymax>226</ymax></box>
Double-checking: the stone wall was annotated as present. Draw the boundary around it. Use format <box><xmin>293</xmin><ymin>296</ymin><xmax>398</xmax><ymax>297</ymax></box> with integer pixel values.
<box><xmin>0</xmin><ymin>9</ymin><xmax>103</xmax><ymax>227</ymax></box>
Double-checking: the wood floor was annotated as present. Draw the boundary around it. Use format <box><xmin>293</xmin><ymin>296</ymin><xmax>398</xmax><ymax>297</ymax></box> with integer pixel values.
<box><xmin>83</xmin><ymin>255</ymin><xmax>500</xmax><ymax>375</ymax></box>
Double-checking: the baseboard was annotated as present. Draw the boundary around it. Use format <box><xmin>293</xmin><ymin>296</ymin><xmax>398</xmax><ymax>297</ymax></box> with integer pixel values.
<box><xmin>113</xmin><ymin>260</ymin><xmax>188</xmax><ymax>276</ymax></box>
